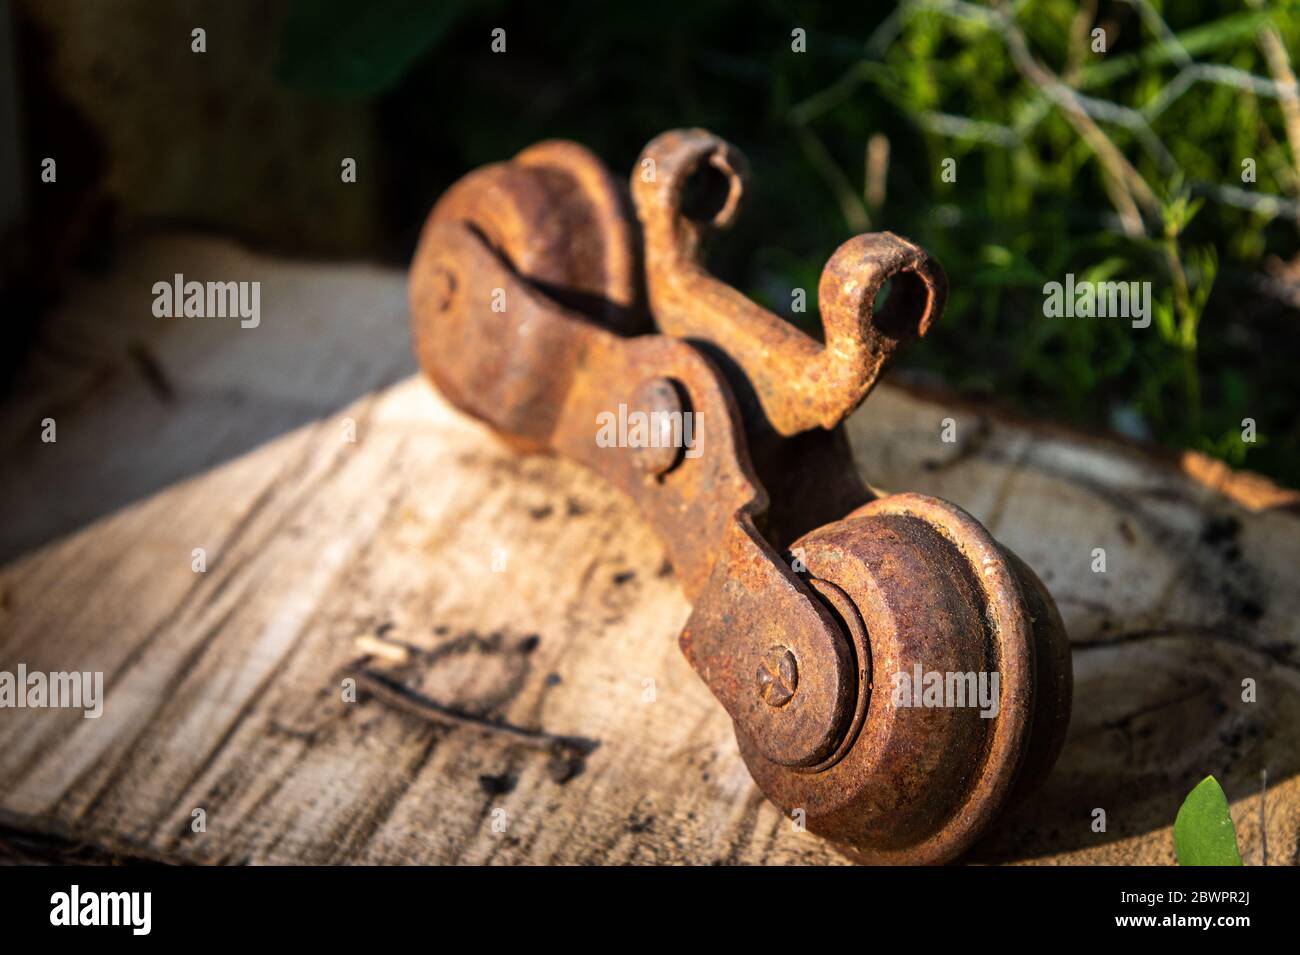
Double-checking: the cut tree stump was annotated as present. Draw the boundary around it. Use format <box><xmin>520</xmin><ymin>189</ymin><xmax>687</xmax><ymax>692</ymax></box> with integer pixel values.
<box><xmin>1</xmin><ymin>233</ymin><xmax>1296</xmax><ymax>865</ymax></box>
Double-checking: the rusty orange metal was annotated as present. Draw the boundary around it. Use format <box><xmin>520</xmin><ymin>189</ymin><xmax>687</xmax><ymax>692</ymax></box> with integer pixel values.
<box><xmin>409</xmin><ymin>128</ymin><xmax>1072</xmax><ymax>864</ymax></box>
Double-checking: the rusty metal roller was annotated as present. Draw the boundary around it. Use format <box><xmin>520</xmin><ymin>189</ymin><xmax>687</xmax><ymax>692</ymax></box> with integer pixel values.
<box><xmin>409</xmin><ymin>128</ymin><xmax>1073</xmax><ymax>865</ymax></box>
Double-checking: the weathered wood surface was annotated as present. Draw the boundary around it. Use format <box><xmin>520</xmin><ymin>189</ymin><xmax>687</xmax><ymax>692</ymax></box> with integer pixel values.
<box><xmin>1</xmin><ymin>233</ymin><xmax>1297</xmax><ymax>865</ymax></box>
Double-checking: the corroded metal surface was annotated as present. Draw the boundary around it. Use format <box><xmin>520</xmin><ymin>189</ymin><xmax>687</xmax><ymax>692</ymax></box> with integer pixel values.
<box><xmin>633</xmin><ymin>129</ymin><xmax>948</xmax><ymax>437</ymax></box>
<box><xmin>747</xmin><ymin>493</ymin><xmax>1072</xmax><ymax>863</ymax></box>
<box><xmin>409</xmin><ymin>130</ymin><xmax>1072</xmax><ymax>864</ymax></box>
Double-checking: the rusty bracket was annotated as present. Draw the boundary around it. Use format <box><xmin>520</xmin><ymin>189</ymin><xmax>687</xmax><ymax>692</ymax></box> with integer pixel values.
<box><xmin>409</xmin><ymin>130</ymin><xmax>1072</xmax><ymax>864</ymax></box>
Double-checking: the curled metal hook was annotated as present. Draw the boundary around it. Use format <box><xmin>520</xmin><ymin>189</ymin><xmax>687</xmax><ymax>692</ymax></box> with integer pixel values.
<box><xmin>633</xmin><ymin>128</ymin><xmax>949</xmax><ymax>435</ymax></box>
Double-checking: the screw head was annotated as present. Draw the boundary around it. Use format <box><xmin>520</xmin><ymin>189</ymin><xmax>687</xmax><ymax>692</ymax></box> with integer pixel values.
<box><xmin>756</xmin><ymin>646</ymin><xmax>798</xmax><ymax>707</ymax></box>
<box><xmin>427</xmin><ymin>264</ymin><xmax>458</xmax><ymax>313</ymax></box>
<box><xmin>631</xmin><ymin>377</ymin><xmax>684</xmax><ymax>476</ymax></box>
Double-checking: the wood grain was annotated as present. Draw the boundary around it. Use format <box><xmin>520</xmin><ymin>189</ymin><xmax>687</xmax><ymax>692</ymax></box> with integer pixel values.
<box><xmin>1</xmin><ymin>233</ymin><xmax>1296</xmax><ymax>865</ymax></box>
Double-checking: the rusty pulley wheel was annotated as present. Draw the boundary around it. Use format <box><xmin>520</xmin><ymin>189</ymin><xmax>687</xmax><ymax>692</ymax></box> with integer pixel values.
<box><xmin>409</xmin><ymin>129</ymin><xmax>1073</xmax><ymax>865</ymax></box>
<box><xmin>743</xmin><ymin>494</ymin><xmax>1072</xmax><ymax>863</ymax></box>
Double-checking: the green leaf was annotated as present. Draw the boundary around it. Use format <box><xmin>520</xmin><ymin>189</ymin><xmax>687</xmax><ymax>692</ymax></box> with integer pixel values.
<box><xmin>1174</xmin><ymin>776</ymin><xmax>1243</xmax><ymax>866</ymax></box>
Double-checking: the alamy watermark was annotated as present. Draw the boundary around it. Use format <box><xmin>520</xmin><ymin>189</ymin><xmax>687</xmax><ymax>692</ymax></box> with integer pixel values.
<box><xmin>0</xmin><ymin>664</ymin><xmax>103</xmax><ymax>718</ymax></box>
<box><xmin>891</xmin><ymin>665</ymin><xmax>1001</xmax><ymax>719</ymax></box>
<box><xmin>50</xmin><ymin>885</ymin><xmax>150</xmax><ymax>935</ymax></box>
<box><xmin>152</xmin><ymin>273</ymin><xmax>260</xmax><ymax>328</ymax></box>
<box><xmin>1043</xmin><ymin>273</ymin><xmax>1150</xmax><ymax>329</ymax></box>
<box><xmin>595</xmin><ymin>404</ymin><xmax>702</xmax><ymax>458</ymax></box>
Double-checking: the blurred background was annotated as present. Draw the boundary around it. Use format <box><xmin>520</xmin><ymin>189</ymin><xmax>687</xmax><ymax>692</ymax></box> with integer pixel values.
<box><xmin>3</xmin><ymin>0</ymin><xmax>1299</xmax><ymax>483</ymax></box>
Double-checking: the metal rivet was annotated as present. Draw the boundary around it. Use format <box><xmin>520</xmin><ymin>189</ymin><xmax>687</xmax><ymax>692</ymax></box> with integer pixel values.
<box><xmin>428</xmin><ymin>265</ymin><xmax>457</xmax><ymax>313</ymax></box>
<box><xmin>631</xmin><ymin>377</ymin><xmax>683</xmax><ymax>476</ymax></box>
<box><xmin>756</xmin><ymin>646</ymin><xmax>798</xmax><ymax>707</ymax></box>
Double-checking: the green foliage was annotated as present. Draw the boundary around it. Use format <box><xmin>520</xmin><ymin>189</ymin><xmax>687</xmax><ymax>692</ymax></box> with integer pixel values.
<box><xmin>797</xmin><ymin>0</ymin><xmax>1299</xmax><ymax>482</ymax></box>
<box><xmin>1174</xmin><ymin>776</ymin><xmax>1243</xmax><ymax>866</ymax></box>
